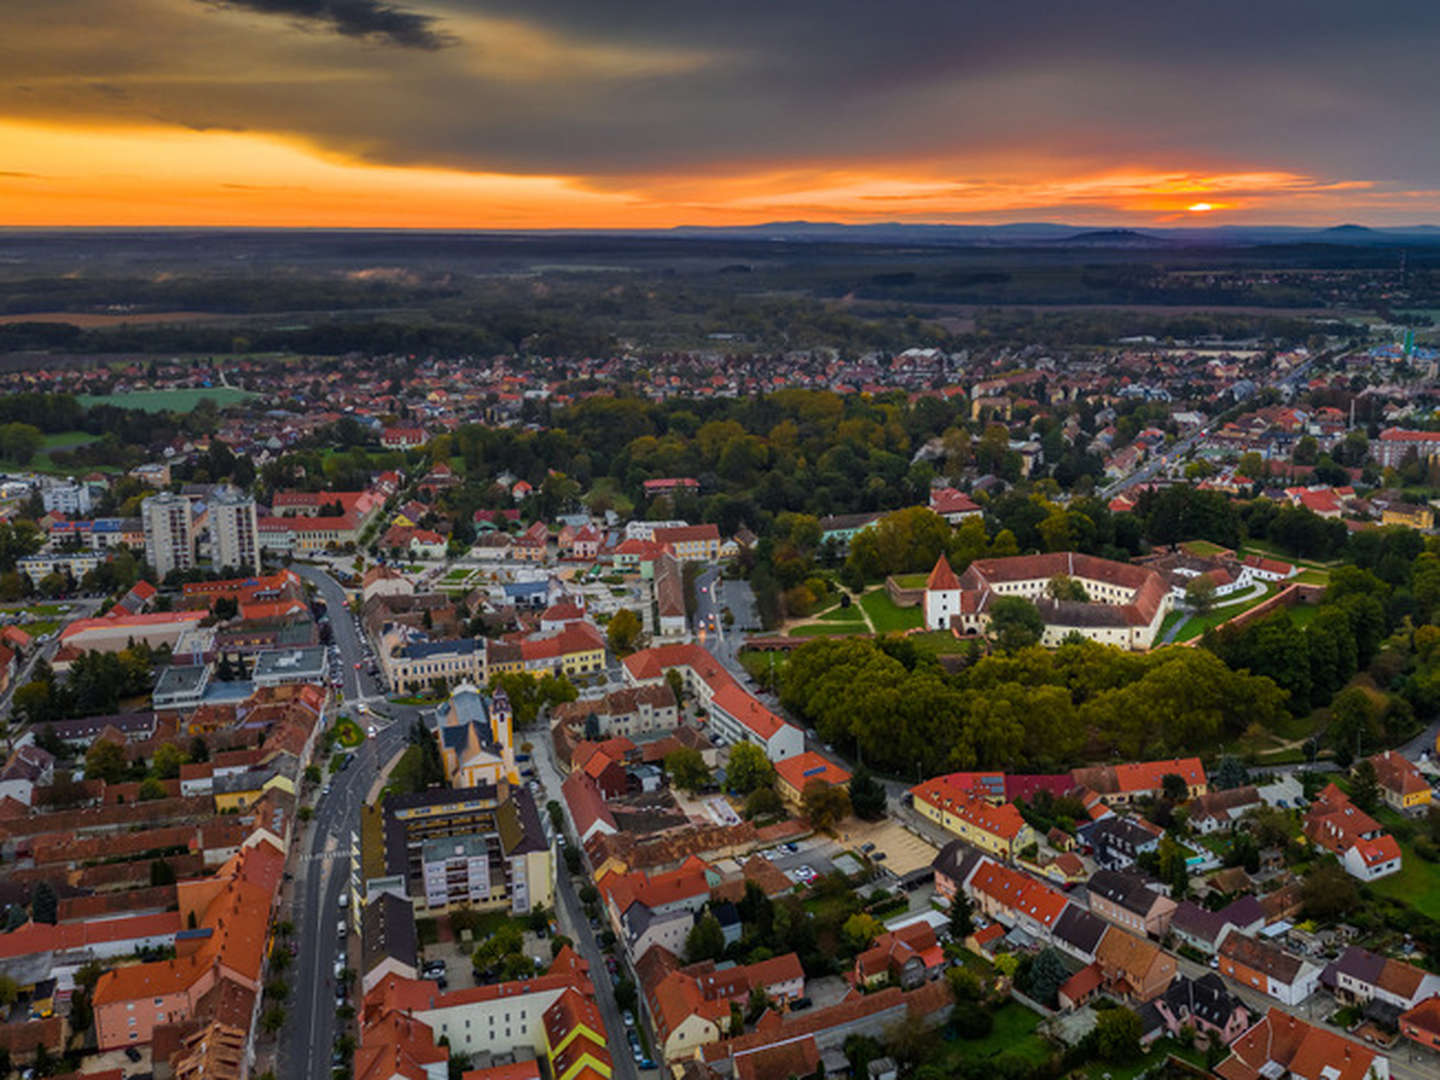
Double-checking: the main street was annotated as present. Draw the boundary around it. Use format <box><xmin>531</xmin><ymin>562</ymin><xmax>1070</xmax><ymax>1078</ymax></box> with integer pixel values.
<box><xmin>281</xmin><ymin>564</ymin><xmax>419</xmax><ymax>1080</ymax></box>
<box><xmin>532</xmin><ymin>699</ymin><xmax>647</xmax><ymax>1078</ymax></box>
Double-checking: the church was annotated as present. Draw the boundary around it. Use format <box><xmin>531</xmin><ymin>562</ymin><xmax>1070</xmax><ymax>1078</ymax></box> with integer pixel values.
<box><xmin>433</xmin><ymin>681</ymin><xmax>521</xmax><ymax>787</ymax></box>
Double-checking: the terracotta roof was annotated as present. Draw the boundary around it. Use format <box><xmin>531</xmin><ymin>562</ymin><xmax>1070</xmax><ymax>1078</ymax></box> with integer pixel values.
<box><xmin>1217</xmin><ymin>1008</ymin><xmax>1381</xmax><ymax>1080</ymax></box>
<box><xmin>926</xmin><ymin>554</ymin><xmax>960</xmax><ymax>592</ymax></box>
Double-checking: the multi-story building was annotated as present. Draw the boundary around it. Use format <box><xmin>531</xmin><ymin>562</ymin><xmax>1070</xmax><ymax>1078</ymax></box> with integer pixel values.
<box><xmin>924</xmin><ymin>551</ymin><xmax>1171</xmax><ymax>650</ymax></box>
<box><xmin>421</xmin><ymin>834</ymin><xmax>493</xmax><ymax>910</ymax></box>
<box><xmin>209</xmin><ymin>486</ymin><xmax>259</xmax><ymax>573</ymax></box>
<box><xmin>623</xmin><ymin>643</ymin><xmax>804</xmax><ymax>762</ymax></box>
<box><xmin>142</xmin><ymin>492</ymin><xmax>195</xmax><ymax>577</ymax></box>
<box><xmin>357</xmin><ymin>783</ymin><xmax>552</xmax><ymax>916</ymax></box>
<box><xmin>651</xmin><ymin>523</ymin><xmax>720</xmax><ymax>562</ymax></box>
<box><xmin>42</xmin><ymin>481</ymin><xmax>92</xmax><ymax>517</ymax></box>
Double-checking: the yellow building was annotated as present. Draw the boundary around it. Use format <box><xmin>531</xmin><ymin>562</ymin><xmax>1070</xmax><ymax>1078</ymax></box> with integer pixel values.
<box><xmin>213</xmin><ymin>769</ymin><xmax>294</xmax><ymax>812</ymax></box>
<box><xmin>910</xmin><ymin>776</ymin><xmax>1034</xmax><ymax>860</ymax></box>
<box><xmin>542</xmin><ymin>987</ymin><xmax>612</xmax><ymax>1080</ymax></box>
<box><xmin>435</xmin><ymin>682</ymin><xmax>519</xmax><ymax>787</ymax></box>
<box><xmin>1381</xmin><ymin>502</ymin><xmax>1435</xmax><ymax>530</ymax></box>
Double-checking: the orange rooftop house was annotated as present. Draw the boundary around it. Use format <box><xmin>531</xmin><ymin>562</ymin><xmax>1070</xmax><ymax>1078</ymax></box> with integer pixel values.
<box><xmin>910</xmin><ymin>776</ymin><xmax>1033</xmax><ymax>861</ymax></box>
<box><xmin>773</xmin><ymin>752</ymin><xmax>851</xmax><ymax>809</ymax></box>
<box><xmin>1303</xmin><ymin>783</ymin><xmax>1402</xmax><ymax>881</ymax></box>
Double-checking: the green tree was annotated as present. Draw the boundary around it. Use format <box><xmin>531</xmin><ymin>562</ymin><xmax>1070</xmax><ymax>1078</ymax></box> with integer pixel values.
<box><xmin>83</xmin><ymin>743</ymin><xmax>128</xmax><ymax>783</ymax></box>
<box><xmin>948</xmin><ymin>891</ymin><xmax>975</xmax><ymax>939</ymax></box>
<box><xmin>1184</xmin><ymin>574</ymin><xmax>1217</xmax><ymax>615</ymax></box>
<box><xmin>606</xmin><ymin>608</ymin><xmax>643</xmax><ymax>655</ymax></box>
<box><xmin>802</xmin><ymin>779</ymin><xmax>851</xmax><ymax>831</ymax></box>
<box><xmin>664</xmin><ymin>747</ymin><xmax>711</xmax><ymax>793</ymax></box>
<box><xmin>842</xmin><ymin>912</ymin><xmax>882</xmax><ymax>949</ymax></box>
<box><xmin>848</xmin><ymin>764</ymin><xmax>887</xmax><ymax>820</ymax></box>
<box><xmin>1213</xmin><ymin>755</ymin><xmax>1249</xmax><ymax>791</ymax></box>
<box><xmin>1020</xmin><ymin>948</ymin><xmax>1069</xmax><ymax>1008</ymax></box>
<box><xmin>987</xmin><ymin>596</ymin><xmax>1045</xmax><ymax>653</ymax></box>
<box><xmin>1161</xmin><ymin>773</ymin><xmax>1189</xmax><ymax>803</ymax></box>
<box><xmin>1349</xmin><ymin>759</ymin><xmax>1380</xmax><ymax>814</ymax></box>
<box><xmin>1094</xmin><ymin>1007</ymin><xmax>1142</xmax><ymax>1063</ymax></box>
<box><xmin>744</xmin><ymin>786</ymin><xmax>783</xmax><ymax>819</ymax></box>
<box><xmin>725</xmin><ymin>742</ymin><xmax>774</xmax><ymax>795</ymax></box>
<box><xmin>31</xmin><ymin>881</ymin><xmax>57</xmax><ymax>925</ymax></box>
<box><xmin>685</xmin><ymin>913</ymin><xmax>726</xmax><ymax>963</ymax></box>
<box><xmin>1046</xmin><ymin>574</ymin><xmax>1089</xmax><ymax>603</ymax></box>
<box><xmin>138</xmin><ymin>776</ymin><xmax>168</xmax><ymax>801</ymax></box>
<box><xmin>1301</xmin><ymin>859</ymin><xmax>1361</xmax><ymax>920</ymax></box>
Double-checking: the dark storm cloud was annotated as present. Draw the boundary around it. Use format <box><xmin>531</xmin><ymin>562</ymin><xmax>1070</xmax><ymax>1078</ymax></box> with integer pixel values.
<box><xmin>199</xmin><ymin>0</ymin><xmax>454</xmax><ymax>49</ymax></box>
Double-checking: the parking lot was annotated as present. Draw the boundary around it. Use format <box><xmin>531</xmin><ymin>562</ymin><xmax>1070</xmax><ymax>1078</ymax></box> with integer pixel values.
<box><xmin>837</xmin><ymin>818</ymin><xmax>940</xmax><ymax>877</ymax></box>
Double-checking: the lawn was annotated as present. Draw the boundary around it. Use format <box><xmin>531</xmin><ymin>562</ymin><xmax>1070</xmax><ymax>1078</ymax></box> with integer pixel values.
<box><xmin>333</xmin><ymin>717</ymin><xmax>366</xmax><ymax>748</ymax></box>
<box><xmin>0</xmin><ymin>430</ymin><xmax>103</xmax><ymax>474</ymax></box>
<box><xmin>1239</xmin><ymin>541</ymin><xmax>1337</xmax><ymax>570</ymax></box>
<box><xmin>788</xmin><ymin>623</ymin><xmax>866</xmax><ymax>638</ymax></box>
<box><xmin>860</xmin><ymin>588</ymin><xmax>924</xmax><ymax>633</ymax></box>
<box><xmin>738</xmin><ymin>649</ymin><xmax>786</xmax><ymax>686</ymax></box>
<box><xmin>78</xmin><ymin>387</ymin><xmax>257</xmax><ymax>413</ymax></box>
<box><xmin>908</xmin><ymin>630</ymin><xmax>968</xmax><ymax>658</ymax></box>
<box><xmin>890</xmin><ymin>573</ymin><xmax>930</xmax><ymax>589</ymax></box>
<box><xmin>1180</xmin><ymin>539</ymin><xmax>1230</xmax><ymax>557</ymax></box>
<box><xmin>817</xmin><ymin>605</ymin><xmax>867</xmax><ymax>624</ymax></box>
<box><xmin>1172</xmin><ymin>582</ymin><xmax>1285</xmax><ymax>642</ymax></box>
<box><xmin>1083</xmin><ymin>1040</ymin><xmax>1208</xmax><ymax>1080</ymax></box>
<box><xmin>936</xmin><ymin>1002</ymin><xmax>1052</xmax><ymax>1071</ymax></box>
<box><xmin>1367</xmin><ymin>843</ymin><xmax>1440</xmax><ymax>918</ymax></box>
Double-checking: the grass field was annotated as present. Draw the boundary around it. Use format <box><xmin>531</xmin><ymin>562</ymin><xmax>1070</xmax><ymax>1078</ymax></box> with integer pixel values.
<box><xmin>78</xmin><ymin>387</ymin><xmax>257</xmax><ymax>413</ymax></box>
<box><xmin>860</xmin><ymin>588</ymin><xmax>924</xmax><ymax>633</ymax></box>
<box><xmin>788</xmin><ymin>623</ymin><xmax>867</xmax><ymax>638</ymax></box>
<box><xmin>909</xmin><ymin>630</ymin><xmax>968</xmax><ymax>657</ymax></box>
<box><xmin>0</xmin><ymin>430</ymin><xmax>104</xmax><ymax>474</ymax></box>
<box><xmin>817</xmin><ymin>605</ymin><xmax>867</xmax><ymax>623</ymax></box>
<box><xmin>1181</xmin><ymin>539</ymin><xmax>1229</xmax><ymax>557</ymax></box>
<box><xmin>936</xmin><ymin>1003</ymin><xmax>1052</xmax><ymax>1071</ymax></box>
<box><xmin>1171</xmin><ymin>582</ymin><xmax>1285</xmax><ymax>642</ymax></box>
<box><xmin>890</xmin><ymin>572</ymin><xmax>930</xmax><ymax>589</ymax></box>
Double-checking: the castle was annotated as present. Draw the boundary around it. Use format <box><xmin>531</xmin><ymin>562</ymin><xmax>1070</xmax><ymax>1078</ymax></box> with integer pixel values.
<box><xmin>924</xmin><ymin>551</ymin><xmax>1172</xmax><ymax>650</ymax></box>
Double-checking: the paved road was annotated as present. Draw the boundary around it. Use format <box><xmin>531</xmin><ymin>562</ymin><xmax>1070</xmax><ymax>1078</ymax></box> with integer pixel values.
<box><xmin>0</xmin><ymin>596</ymin><xmax>103</xmax><ymax>723</ymax></box>
<box><xmin>281</xmin><ymin>565</ymin><xmax>419</xmax><ymax>1080</ymax></box>
<box><xmin>533</xmin><ymin>711</ymin><xmax>648</xmax><ymax>1077</ymax></box>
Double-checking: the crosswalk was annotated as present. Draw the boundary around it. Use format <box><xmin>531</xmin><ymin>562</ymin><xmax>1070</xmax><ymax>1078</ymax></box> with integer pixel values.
<box><xmin>296</xmin><ymin>850</ymin><xmax>350</xmax><ymax>864</ymax></box>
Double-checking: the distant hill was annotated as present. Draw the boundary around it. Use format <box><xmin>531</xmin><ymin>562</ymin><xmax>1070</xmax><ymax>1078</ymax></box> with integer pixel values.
<box><xmin>1057</xmin><ymin>229</ymin><xmax>1173</xmax><ymax>248</ymax></box>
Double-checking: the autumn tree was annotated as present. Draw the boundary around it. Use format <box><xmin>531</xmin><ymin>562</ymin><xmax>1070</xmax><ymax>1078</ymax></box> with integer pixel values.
<box><xmin>605</xmin><ymin>608</ymin><xmax>643</xmax><ymax>655</ymax></box>
<box><xmin>802</xmin><ymin>779</ymin><xmax>850</xmax><ymax>831</ymax></box>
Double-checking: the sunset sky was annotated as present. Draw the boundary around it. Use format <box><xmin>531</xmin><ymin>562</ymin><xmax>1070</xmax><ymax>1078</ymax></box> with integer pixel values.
<box><xmin>4</xmin><ymin>0</ymin><xmax>1439</xmax><ymax>229</ymax></box>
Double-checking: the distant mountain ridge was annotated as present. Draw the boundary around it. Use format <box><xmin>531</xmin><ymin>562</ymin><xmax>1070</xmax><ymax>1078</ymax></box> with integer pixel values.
<box><xmin>655</xmin><ymin>220</ymin><xmax>1440</xmax><ymax>247</ymax></box>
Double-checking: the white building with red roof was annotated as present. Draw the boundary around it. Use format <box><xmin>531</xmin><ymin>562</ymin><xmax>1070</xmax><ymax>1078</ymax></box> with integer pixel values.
<box><xmin>923</xmin><ymin>551</ymin><xmax>1171</xmax><ymax>650</ymax></box>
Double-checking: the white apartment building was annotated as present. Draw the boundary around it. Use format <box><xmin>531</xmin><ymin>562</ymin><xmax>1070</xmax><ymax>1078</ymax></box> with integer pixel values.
<box><xmin>142</xmin><ymin>492</ymin><xmax>195</xmax><ymax>577</ymax></box>
<box><xmin>209</xmin><ymin>486</ymin><xmax>259</xmax><ymax>573</ymax></box>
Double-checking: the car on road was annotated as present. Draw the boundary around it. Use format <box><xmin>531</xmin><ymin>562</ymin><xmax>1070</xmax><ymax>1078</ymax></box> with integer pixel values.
<box><xmin>337</xmin><ymin>920</ymin><xmax>347</xmax><ymax>937</ymax></box>
<box><xmin>367</xmin><ymin>725</ymin><xmax>377</xmax><ymax>737</ymax></box>
<box><xmin>338</xmin><ymin>892</ymin><xmax>349</xmax><ymax>908</ymax></box>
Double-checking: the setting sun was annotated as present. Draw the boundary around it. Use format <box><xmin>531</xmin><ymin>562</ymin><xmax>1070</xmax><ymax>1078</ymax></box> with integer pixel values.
<box><xmin>1187</xmin><ymin>202</ymin><xmax>1215</xmax><ymax>212</ymax></box>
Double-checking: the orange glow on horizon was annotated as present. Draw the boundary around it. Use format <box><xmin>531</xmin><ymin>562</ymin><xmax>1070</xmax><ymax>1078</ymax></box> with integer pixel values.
<box><xmin>0</xmin><ymin>118</ymin><xmax>1424</xmax><ymax>229</ymax></box>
